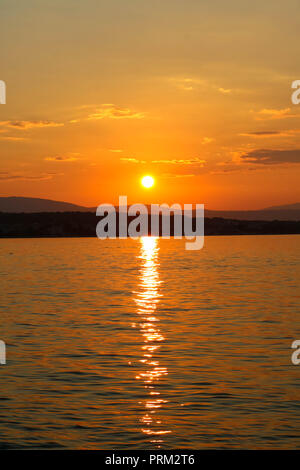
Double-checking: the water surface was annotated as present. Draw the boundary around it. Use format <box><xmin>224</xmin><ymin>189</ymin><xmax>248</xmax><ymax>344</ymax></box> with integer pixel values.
<box><xmin>0</xmin><ymin>235</ymin><xmax>300</xmax><ymax>449</ymax></box>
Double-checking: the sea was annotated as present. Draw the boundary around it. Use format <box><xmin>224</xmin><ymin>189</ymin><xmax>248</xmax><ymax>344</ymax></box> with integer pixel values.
<box><xmin>0</xmin><ymin>235</ymin><xmax>300</xmax><ymax>449</ymax></box>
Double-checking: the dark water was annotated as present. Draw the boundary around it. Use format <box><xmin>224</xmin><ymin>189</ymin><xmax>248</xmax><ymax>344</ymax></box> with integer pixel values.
<box><xmin>0</xmin><ymin>235</ymin><xmax>300</xmax><ymax>449</ymax></box>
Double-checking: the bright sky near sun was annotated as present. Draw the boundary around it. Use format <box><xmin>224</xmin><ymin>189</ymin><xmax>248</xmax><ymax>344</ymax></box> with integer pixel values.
<box><xmin>141</xmin><ymin>176</ymin><xmax>154</xmax><ymax>189</ymax></box>
<box><xmin>1</xmin><ymin>0</ymin><xmax>300</xmax><ymax>209</ymax></box>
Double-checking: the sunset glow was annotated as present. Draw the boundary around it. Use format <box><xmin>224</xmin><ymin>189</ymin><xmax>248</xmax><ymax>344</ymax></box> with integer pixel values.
<box><xmin>141</xmin><ymin>175</ymin><xmax>155</xmax><ymax>189</ymax></box>
<box><xmin>1</xmin><ymin>1</ymin><xmax>300</xmax><ymax>209</ymax></box>
<box><xmin>1</xmin><ymin>0</ymin><xmax>300</xmax><ymax>453</ymax></box>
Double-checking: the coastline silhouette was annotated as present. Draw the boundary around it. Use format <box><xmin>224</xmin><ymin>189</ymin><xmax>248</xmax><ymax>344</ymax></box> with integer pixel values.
<box><xmin>0</xmin><ymin>211</ymin><xmax>299</xmax><ymax>238</ymax></box>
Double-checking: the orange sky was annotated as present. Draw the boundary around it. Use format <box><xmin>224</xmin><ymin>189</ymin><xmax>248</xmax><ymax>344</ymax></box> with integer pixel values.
<box><xmin>1</xmin><ymin>0</ymin><xmax>300</xmax><ymax>209</ymax></box>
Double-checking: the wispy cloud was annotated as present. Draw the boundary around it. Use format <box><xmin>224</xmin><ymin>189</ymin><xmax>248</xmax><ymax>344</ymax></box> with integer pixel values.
<box><xmin>120</xmin><ymin>155</ymin><xmax>206</xmax><ymax>167</ymax></box>
<box><xmin>0</xmin><ymin>120</ymin><xmax>64</xmax><ymax>130</ymax></box>
<box><xmin>201</xmin><ymin>137</ymin><xmax>214</xmax><ymax>144</ymax></box>
<box><xmin>169</xmin><ymin>77</ymin><xmax>207</xmax><ymax>91</ymax></box>
<box><xmin>218</xmin><ymin>87</ymin><xmax>232</xmax><ymax>94</ymax></box>
<box><xmin>87</xmin><ymin>104</ymin><xmax>145</xmax><ymax>120</ymax></box>
<box><xmin>240</xmin><ymin>129</ymin><xmax>300</xmax><ymax>138</ymax></box>
<box><xmin>120</xmin><ymin>157</ymin><xmax>146</xmax><ymax>164</ymax></box>
<box><xmin>45</xmin><ymin>155</ymin><xmax>79</xmax><ymax>162</ymax></box>
<box><xmin>0</xmin><ymin>172</ymin><xmax>60</xmax><ymax>181</ymax></box>
<box><xmin>152</xmin><ymin>157</ymin><xmax>206</xmax><ymax>166</ymax></box>
<box><xmin>161</xmin><ymin>173</ymin><xmax>195</xmax><ymax>179</ymax></box>
<box><xmin>252</xmin><ymin>108</ymin><xmax>299</xmax><ymax>121</ymax></box>
<box><xmin>169</xmin><ymin>77</ymin><xmax>234</xmax><ymax>94</ymax></box>
<box><xmin>240</xmin><ymin>148</ymin><xmax>300</xmax><ymax>165</ymax></box>
<box><xmin>0</xmin><ymin>136</ymin><xmax>29</xmax><ymax>141</ymax></box>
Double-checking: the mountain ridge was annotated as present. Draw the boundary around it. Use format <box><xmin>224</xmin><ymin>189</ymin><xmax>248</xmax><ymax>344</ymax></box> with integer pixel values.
<box><xmin>0</xmin><ymin>196</ymin><xmax>300</xmax><ymax>221</ymax></box>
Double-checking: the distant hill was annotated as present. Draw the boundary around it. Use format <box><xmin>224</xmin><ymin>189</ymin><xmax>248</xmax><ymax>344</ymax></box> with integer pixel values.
<box><xmin>264</xmin><ymin>203</ymin><xmax>300</xmax><ymax>211</ymax></box>
<box><xmin>0</xmin><ymin>197</ymin><xmax>95</xmax><ymax>213</ymax></box>
<box><xmin>0</xmin><ymin>197</ymin><xmax>300</xmax><ymax>221</ymax></box>
<box><xmin>204</xmin><ymin>202</ymin><xmax>300</xmax><ymax>221</ymax></box>
<box><xmin>205</xmin><ymin>209</ymin><xmax>300</xmax><ymax>221</ymax></box>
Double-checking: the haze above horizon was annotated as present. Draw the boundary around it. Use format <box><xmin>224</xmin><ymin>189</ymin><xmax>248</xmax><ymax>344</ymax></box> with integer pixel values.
<box><xmin>1</xmin><ymin>0</ymin><xmax>300</xmax><ymax>209</ymax></box>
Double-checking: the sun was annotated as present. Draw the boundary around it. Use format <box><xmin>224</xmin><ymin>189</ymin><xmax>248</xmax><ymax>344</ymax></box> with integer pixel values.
<box><xmin>141</xmin><ymin>175</ymin><xmax>155</xmax><ymax>188</ymax></box>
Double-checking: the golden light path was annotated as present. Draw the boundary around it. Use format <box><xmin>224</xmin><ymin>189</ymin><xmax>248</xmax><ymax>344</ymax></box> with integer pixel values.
<box><xmin>133</xmin><ymin>237</ymin><xmax>171</xmax><ymax>446</ymax></box>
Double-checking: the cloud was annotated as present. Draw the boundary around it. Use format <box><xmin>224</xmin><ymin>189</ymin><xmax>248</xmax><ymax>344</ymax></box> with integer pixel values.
<box><xmin>0</xmin><ymin>136</ymin><xmax>29</xmax><ymax>141</ymax></box>
<box><xmin>0</xmin><ymin>120</ymin><xmax>64</xmax><ymax>130</ymax></box>
<box><xmin>120</xmin><ymin>157</ymin><xmax>146</xmax><ymax>163</ymax></box>
<box><xmin>209</xmin><ymin>166</ymin><xmax>264</xmax><ymax>175</ymax></box>
<box><xmin>109</xmin><ymin>149</ymin><xmax>123</xmax><ymax>153</ymax></box>
<box><xmin>0</xmin><ymin>172</ymin><xmax>60</xmax><ymax>181</ymax></box>
<box><xmin>252</xmin><ymin>108</ymin><xmax>299</xmax><ymax>121</ymax></box>
<box><xmin>169</xmin><ymin>77</ymin><xmax>206</xmax><ymax>91</ymax></box>
<box><xmin>45</xmin><ymin>155</ymin><xmax>79</xmax><ymax>162</ymax></box>
<box><xmin>240</xmin><ymin>131</ymin><xmax>284</xmax><ymax>137</ymax></box>
<box><xmin>218</xmin><ymin>87</ymin><xmax>232</xmax><ymax>94</ymax></box>
<box><xmin>151</xmin><ymin>157</ymin><xmax>206</xmax><ymax>166</ymax></box>
<box><xmin>162</xmin><ymin>173</ymin><xmax>195</xmax><ymax>178</ymax></box>
<box><xmin>120</xmin><ymin>155</ymin><xmax>206</xmax><ymax>167</ymax></box>
<box><xmin>201</xmin><ymin>137</ymin><xmax>214</xmax><ymax>144</ymax></box>
<box><xmin>169</xmin><ymin>77</ymin><xmax>235</xmax><ymax>95</ymax></box>
<box><xmin>240</xmin><ymin>148</ymin><xmax>300</xmax><ymax>165</ymax></box>
<box><xmin>240</xmin><ymin>129</ymin><xmax>300</xmax><ymax>138</ymax></box>
<box><xmin>87</xmin><ymin>104</ymin><xmax>145</xmax><ymax>120</ymax></box>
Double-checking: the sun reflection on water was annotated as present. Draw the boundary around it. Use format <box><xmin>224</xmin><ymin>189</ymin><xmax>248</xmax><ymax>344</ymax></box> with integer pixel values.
<box><xmin>133</xmin><ymin>237</ymin><xmax>171</xmax><ymax>445</ymax></box>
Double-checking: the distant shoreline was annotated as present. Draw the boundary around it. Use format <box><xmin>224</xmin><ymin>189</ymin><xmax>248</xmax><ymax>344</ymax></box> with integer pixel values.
<box><xmin>0</xmin><ymin>233</ymin><xmax>299</xmax><ymax>239</ymax></box>
<box><xmin>1</xmin><ymin>197</ymin><xmax>300</xmax><ymax>221</ymax></box>
<box><xmin>0</xmin><ymin>212</ymin><xmax>300</xmax><ymax>238</ymax></box>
